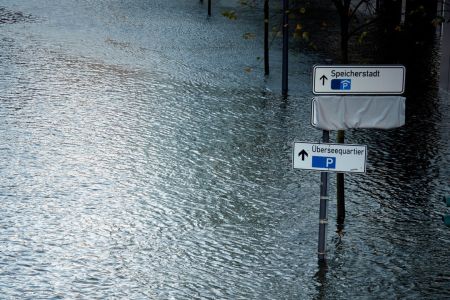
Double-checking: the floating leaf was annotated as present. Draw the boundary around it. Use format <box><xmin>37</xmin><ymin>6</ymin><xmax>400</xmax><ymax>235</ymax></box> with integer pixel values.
<box><xmin>240</xmin><ymin>0</ymin><xmax>256</xmax><ymax>7</ymax></box>
<box><xmin>244</xmin><ymin>67</ymin><xmax>252</xmax><ymax>73</ymax></box>
<box><xmin>243</xmin><ymin>32</ymin><xmax>256</xmax><ymax>40</ymax></box>
<box><xmin>222</xmin><ymin>10</ymin><xmax>237</xmax><ymax>20</ymax></box>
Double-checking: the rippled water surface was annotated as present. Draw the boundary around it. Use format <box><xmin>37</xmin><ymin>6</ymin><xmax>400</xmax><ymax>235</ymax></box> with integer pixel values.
<box><xmin>1</xmin><ymin>1</ymin><xmax>449</xmax><ymax>299</ymax></box>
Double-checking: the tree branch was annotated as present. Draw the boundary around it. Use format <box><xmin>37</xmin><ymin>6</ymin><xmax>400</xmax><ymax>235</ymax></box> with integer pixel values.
<box><xmin>349</xmin><ymin>0</ymin><xmax>368</xmax><ymax>21</ymax></box>
<box><xmin>332</xmin><ymin>0</ymin><xmax>344</xmax><ymax>16</ymax></box>
<box><xmin>348</xmin><ymin>15</ymin><xmax>380</xmax><ymax>38</ymax></box>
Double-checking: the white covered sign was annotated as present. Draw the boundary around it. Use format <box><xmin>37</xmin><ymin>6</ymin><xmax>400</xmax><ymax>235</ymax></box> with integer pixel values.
<box><xmin>311</xmin><ymin>96</ymin><xmax>406</xmax><ymax>130</ymax></box>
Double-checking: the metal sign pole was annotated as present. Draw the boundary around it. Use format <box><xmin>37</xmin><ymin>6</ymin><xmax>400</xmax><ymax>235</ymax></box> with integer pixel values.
<box><xmin>318</xmin><ymin>130</ymin><xmax>330</xmax><ymax>262</ymax></box>
<box><xmin>282</xmin><ymin>0</ymin><xmax>289</xmax><ymax>96</ymax></box>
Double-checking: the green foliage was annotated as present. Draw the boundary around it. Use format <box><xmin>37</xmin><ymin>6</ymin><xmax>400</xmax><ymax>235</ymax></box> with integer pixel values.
<box><xmin>308</xmin><ymin>41</ymin><xmax>317</xmax><ymax>50</ymax></box>
<box><xmin>408</xmin><ymin>5</ymin><xmax>426</xmax><ymax>17</ymax></box>
<box><xmin>357</xmin><ymin>31</ymin><xmax>368</xmax><ymax>44</ymax></box>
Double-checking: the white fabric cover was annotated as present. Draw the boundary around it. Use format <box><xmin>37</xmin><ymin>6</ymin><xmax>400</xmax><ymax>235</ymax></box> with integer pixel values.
<box><xmin>311</xmin><ymin>96</ymin><xmax>406</xmax><ymax>130</ymax></box>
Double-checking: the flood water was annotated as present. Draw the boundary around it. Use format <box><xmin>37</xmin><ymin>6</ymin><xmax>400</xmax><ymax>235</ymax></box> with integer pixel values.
<box><xmin>0</xmin><ymin>1</ymin><xmax>449</xmax><ymax>299</ymax></box>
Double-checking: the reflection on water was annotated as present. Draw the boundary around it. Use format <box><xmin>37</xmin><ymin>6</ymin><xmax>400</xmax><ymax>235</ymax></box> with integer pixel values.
<box><xmin>440</xmin><ymin>20</ymin><xmax>450</xmax><ymax>91</ymax></box>
<box><xmin>0</xmin><ymin>1</ymin><xmax>449</xmax><ymax>299</ymax></box>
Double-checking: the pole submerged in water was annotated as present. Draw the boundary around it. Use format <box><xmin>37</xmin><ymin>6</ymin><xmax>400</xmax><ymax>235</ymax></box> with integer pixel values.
<box><xmin>264</xmin><ymin>0</ymin><xmax>269</xmax><ymax>75</ymax></box>
<box><xmin>318</xmin><ymin>130</ymin><xmax>330</xmax><ymax>262</ymax></box>
<box><xmin>282</xmin><ymin>0</ymin><xmax>288</xmax><ymax>96</ymax></box>
<box><xmin>208</xmin><ymin>0</ymin><xmax>211</xmax><ymax>16</ymax></box>
<box><xmin>336</xmin><ymin>130</ymin><xmax>345</xmax><ymax>235</ymax></box>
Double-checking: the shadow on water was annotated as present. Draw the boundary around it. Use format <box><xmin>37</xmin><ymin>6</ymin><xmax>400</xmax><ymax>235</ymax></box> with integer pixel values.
<box><xmin>439</xmin><ymin>19</ymin><xmax>450</xmax><ymax>92</ymax></box>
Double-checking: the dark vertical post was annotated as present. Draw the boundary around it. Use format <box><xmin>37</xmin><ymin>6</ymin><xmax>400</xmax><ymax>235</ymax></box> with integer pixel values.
<box><xmin>318</xmin><ymin>130</ymin><xmax>330</xmax><ymax>262</ymax></box>
<box><xmin>208</xmin><ymin>0</ymin><xmax>211</xmax><ymax>16</ymax></box>
<box><xmin>336</xmin><ymin>130</ymin><xmax>345</xmax><ymax>233</ymax></box>
<box><xmin>282</xmin><ymin>0</ymin><xmax>289</xmax><ymax>96</ymax></box>
<box><xmin>264</xmin><ymin>0</ymin><xmax>270</xmax><ymax>75</ymax></box>
<box><xmin>335</xmin><ymin>1</ymin><xmax>350</xmax><ymax>234</ymax></box>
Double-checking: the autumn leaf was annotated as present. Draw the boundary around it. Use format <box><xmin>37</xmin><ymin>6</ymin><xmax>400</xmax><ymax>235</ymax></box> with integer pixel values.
<box><xmin>302</xmin><ymin>31</ymin><xmax>310</xmax><ymax>41</ymax></box>
<box><xmin>309</xmin><ymin>42</ymin><xmax>318</xmax><ymax>50</ymax></box>
<box><xmin>293</xmin><ymin>23</ymin><xmax>303</xmax><ymax>39</ymax></box>
<box><xmin>432</xmin><ymin>16</ymin><xmax>445</xmax><ymax>27</ymax></box>
<box><xmin>222</xmin><ymin>10</ymin><xmax>237</xmax><ymax>20</ymax></box>
<box><xmin>243</xmin><ymin>32</ymin><xmax>256</xmax><ymax>40</ymax></box>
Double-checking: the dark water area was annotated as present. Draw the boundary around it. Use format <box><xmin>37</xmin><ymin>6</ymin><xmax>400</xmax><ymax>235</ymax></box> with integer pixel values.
<box><xmin>0</xmin><ymin>1</ymin><xmax>449</xmax><ymax>299</ymax></box>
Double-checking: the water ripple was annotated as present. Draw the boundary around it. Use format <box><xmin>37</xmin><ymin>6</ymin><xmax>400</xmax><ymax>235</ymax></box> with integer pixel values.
<box><xmin>0</xmin><ymin>0</ymin><xmax>449</xmax><ymax>299</ymax></box>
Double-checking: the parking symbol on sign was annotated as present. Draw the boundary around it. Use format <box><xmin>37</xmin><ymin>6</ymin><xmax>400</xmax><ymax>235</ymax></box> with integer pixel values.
<box><xmin>331</xmin><ymin>79</ymin><xmax>351</xmax><ymax>90</ymax></box>
<box><xmin>312</xmin><ymin>156</ymin><xmax>336</xmax><ymax>169</ymax></box>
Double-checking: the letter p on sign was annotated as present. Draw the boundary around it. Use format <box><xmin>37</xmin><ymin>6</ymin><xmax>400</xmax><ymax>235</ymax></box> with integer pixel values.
<box><xmin>326</xmin><ymin>158</ymin><xmax>335</xmax><ymax>168</ymax></box>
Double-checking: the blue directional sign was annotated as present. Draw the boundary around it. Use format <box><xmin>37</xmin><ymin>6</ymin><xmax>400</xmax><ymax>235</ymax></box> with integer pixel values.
<box><xmin>293</xmin><ymin>142</ymin><xmax>367</xmax><ymax>173</ymax></box>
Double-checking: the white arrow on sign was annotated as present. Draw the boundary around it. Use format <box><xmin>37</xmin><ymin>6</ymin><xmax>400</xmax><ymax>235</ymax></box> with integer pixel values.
<box><xmin>293</xmin><ymin>142</ymin><xmax>367</xmax><ymax>173</ymax></box>
<box><xmin>313</xmin><ymin>65</ymin><xmax>405</xmax><ymax>95</ymax></box>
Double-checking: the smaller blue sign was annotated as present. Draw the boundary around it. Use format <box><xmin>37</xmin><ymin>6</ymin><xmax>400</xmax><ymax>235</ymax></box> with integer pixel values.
<box><xmin>312</xmin><ymin>156</ymin><xmax>336</xmax><ymax>169</ymax></box>
<box><xmin>331</xmin><ymin>79</ymin><xmax>351</xmax><ymax>90</ymax></box>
